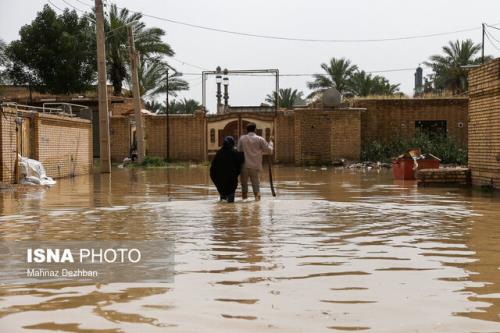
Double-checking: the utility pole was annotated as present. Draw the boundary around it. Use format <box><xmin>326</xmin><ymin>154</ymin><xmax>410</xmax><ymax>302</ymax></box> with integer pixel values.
<box><xmin>165</xmin><ymin>68</ymin><xmax>170</xmax><ymax>161</ymax></box>
<box><xmin>127</xmin><ymin>25</ymin><xmax>145</xmax><ymax>163</ymax></box>
<box><xmin>95</xmin><ymin>0</ymin><xmax>111</xmax><ymax>173</ymax></box>
<box><xmin>482</xmin><ymin>23</ymin><xmax>485</xmax><ymax>64</ymax></box>
<box><xmin>275</xmin><ymin>69</ymin><xmax>279</xmax><ymax>116</ymax></box>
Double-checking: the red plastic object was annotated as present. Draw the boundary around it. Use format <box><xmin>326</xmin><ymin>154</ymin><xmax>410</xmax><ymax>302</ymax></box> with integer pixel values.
<box><xmin>392</xmin><ymin>158</ymin><xmax>440</xmax><ymax>180</ymax></box>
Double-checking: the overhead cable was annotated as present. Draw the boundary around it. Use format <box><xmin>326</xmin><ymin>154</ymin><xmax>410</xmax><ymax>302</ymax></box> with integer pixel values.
<box><xmin>69</xmin><ymin>0</ymin><xmax>497</xmax><ymax>44</ymax></box>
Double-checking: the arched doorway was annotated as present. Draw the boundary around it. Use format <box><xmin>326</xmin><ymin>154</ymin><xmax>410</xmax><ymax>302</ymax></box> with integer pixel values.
<box><xmin>218</xmin><ymin>120</ymin><xmax>239</xmax><ymax>147</ymax></box>
<box><xmin>218</xmin><ymin>119</ymin><xmax>270</xmax><ymax>147</ymax></box>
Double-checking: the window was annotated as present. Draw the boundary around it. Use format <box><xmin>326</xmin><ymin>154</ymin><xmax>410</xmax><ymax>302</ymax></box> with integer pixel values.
<box><xmin>415</xmin><ymin>120</ymin><xmax>447</xmax><ymax>137</ymax></box>
<box><xmin>210</xmin><ymin>128</ymin><xmax>215</xmax><ymax>143</ymax></box>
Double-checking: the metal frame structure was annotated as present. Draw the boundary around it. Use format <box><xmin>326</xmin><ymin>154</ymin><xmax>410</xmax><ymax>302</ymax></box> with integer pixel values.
<box><xmin>2</xmin><ymin>102</ymin><xmax>89</xmax><ymax>117</ymax></box>
<box><xmin>42</xmin><ymin>102</ymin><xmax>89</xmax><ymax>116</ymax></box>
<box><xmin>202</xmin><ymin>69</ymin><xmax>280</xmax><ymax>114</ymax></box>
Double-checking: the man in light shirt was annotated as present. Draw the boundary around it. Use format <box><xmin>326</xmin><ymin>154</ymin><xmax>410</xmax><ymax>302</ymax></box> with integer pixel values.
<box><xmin>237</xmin><ymin>122</ymin><xmax>274</xmax><ymax>201</ymax></box>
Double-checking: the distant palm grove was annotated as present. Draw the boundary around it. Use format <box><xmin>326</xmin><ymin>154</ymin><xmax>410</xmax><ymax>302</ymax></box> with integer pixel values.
<box><xmin>0</xmin><ymin>4</ymin><xmax>491</xmax><ymax>112</ymax></box>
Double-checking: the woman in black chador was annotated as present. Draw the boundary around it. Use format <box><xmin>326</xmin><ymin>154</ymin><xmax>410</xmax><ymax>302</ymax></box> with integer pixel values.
<box><xmin>210</xmin><ymin>136</ymin><xmax>245</xmax><ymax>203</ymax></box>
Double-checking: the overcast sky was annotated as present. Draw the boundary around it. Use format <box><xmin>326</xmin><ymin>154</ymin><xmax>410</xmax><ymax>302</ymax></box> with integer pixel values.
<box><xmin>1</xmin><ymin>0</ymin><xmax>500</xmax><ymax>112</ymax></box>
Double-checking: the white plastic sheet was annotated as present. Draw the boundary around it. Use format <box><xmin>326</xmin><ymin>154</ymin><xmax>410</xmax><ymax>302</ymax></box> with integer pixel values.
<box><xmin>19</xmin><ymin>156</ymin><xmax>56</xmax><ymax>186</ymax></box>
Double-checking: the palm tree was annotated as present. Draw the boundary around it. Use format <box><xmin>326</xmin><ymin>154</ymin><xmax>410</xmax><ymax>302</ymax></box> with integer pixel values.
<box><xmin>87</xmin><ymin>4</ymin><xmax>174</xmax><ymax>95</ymax></box>
<box><xmin>347</xmin><ymin>71</ymin><xmax>373</xmax><ymax>97</ymax></box>
<box><xmin>176</xmin><ymin>98</ymin><xmax>200</xmax><ymax>114</ymax></box>
<box><xmin>155</xmin><ymin>98</ymin><xmax>200</xmax><ymax>114</ymax></box>
<box><xmin>370</xmin><ymin>76</ymin><xmax>400</xmax><ymax>95</ymax></box>
<box><xmin>130</xmin><ymin>57</ymin><xmax>188</xmax><ymax>97</ymax></box>
<box><xmin>144</xmin><ymin>100</ymin><xmax>165</xmax><ymax>113</ymax></box>
<box><xmin>265</xmin><ymin>88</ymin><xmax>305</xmax><ymax>109</ymax></box>
<box><xmin>307</xmin><ymin>57</ymin><xmax>358</xmax><ymax>96</ymax></box>
<box><xmin>424</xmin><ymin>39</ymin><xmax>487</xmax><ymax>94</ymax></box>
<box><xmin>348</xmin><ymin>71</ymin><xmax>400</xmax><ymax>97</ymax></box>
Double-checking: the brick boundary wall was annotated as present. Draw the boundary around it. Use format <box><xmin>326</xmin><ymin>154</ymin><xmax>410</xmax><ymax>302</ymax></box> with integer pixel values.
<box><xmin>0</xmin><ymin>106</ymin><xmax>93</xmax><ymax>183</ymax></box>
<box><xmin>110</xmin><ymin>116</ymin><xmax>131</xmax><ymax>162</ymax></box>
<box><xmin>275</xmin><ymin>110</ymin><xmax>295</xmax><ymax>163</ymax></box>
<box><xmin>468</xmin><ymin>58</ymin><xmax>500</xmax><ymax>189</ymax></box>
<box><xmin>352</xmin><ymin>98</ymin><xmax>468</xmax><ymax>147</ymax></box>
<box><xmin>331</xmin><ymin>109</ymin><xmax>363</xmax><ymax>161</ymax></box>
<box><xmin>111</xmin><ymin>113</ymin><xmax>207</xmax><ymax>163</ymax></box>
<box><xmin>109</xmin><ymin>109</ymin><xmax>363</xmax><ymax>165</ymax></box>
<box><xmin>145</xmin><ymin>111</ymin><xmax>206</xmax><ymax>161</ymax></box>
<box><xmin>33</xmin><ymin>113</ymin><xmax>93</xmax><ymax>179</ymax></box>
<box><xmin>293</xmin><ymin>108</ymin><xmax>363</xmax><ymax>165</ymax></box>
<box><xmin>0</xmin><ymin>108</ymin><xmax>18</xmax><ymax>183</ymax></box>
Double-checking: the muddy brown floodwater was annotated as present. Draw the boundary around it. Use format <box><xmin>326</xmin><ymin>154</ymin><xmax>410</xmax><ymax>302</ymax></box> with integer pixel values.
<box><xmin>0</xmin><ymin>166</ymin><xmax>500</xmax><ymax>333</ymax></box>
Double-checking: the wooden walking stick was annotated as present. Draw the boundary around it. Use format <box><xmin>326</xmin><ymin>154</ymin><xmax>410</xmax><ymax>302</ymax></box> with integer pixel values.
<box><xmin>267</xmin><ymin>154</ymin><xmax>276</xmax><ymax>197</ymax></box>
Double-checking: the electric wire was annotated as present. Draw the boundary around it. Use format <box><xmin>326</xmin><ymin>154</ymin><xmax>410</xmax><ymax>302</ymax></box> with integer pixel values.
<box><xmin>61</xmin><ymin>0</ymin><xmax>87</xmax><ymax>13</ymax></box>
<box><xmin>485</xmin><ymin>30</ymin><xmax>500</xmax><ymax>51</ymax></box>
<box><xmin>61</xmin><ymin>1</ymin><xmax>209</xmax><ymax>71</ymax></box>
<box><xmin>485</xmin><ymin>26</ymin><xmax>500</xmax><ymax>44</ymax></box>
<box><xmin>179</xmin><ymin>67</ymin><xmax>416</xmax><ymax>77</ymax></box>
<box><xmin>47</xmin><ymin>0</ymin><xmax>65</xmax><ymax>12</ymax></box>
<box><xmin>486</xmin><ymin>24</ymin><xmax>500</xmax><ymax>32</ymax></box>
<box><xmin>73</xmin><ymin>0</ymin><xmax>93</xmax><ymax>8</ymax></box>
<box><xmin>170</xmin><ymin>57</ymin><xmax>209</xmax><ymax>71</ymax></box>
<box><xmin>69</xmin><ymin>0</ymin><xmax>497</xmax><ymax>44</ymax></box>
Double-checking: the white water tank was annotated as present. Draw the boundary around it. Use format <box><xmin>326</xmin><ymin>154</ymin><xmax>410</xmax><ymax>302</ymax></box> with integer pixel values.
<box><xmin>321</xmin><ymin>88</ymin><xmax>342</xmax><ymax>107</ymax></box>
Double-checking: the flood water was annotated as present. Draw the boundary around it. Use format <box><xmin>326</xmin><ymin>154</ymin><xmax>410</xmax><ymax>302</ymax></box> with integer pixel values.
<box><xmin>1</xmin><ymin>166</ymin><xmax>500</xmax><ymax>333</ymax></box>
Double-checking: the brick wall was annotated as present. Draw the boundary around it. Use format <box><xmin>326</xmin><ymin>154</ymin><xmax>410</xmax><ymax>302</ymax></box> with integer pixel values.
<box><xmin>110</xmin><ymin>98</ymin><xmax>141</xmax><ymax>116</ymax></box>
<box><xmin>294</xmin><ymin>109</ymin><xmax>333</xmax><ymax>164</ymax></box>
<box><xmin>331</xmin><ymin>109</ymin><xmax>363</xmax><ymax>161</ymax></box>
<box><xmin>108</xmin><ymin>108</ymin><xmax>362</xmax><ymax>165</ymax></box>
<box><xmin>468</xmin><ymin>58</ymin><xmax>500</xmax><ymax>188</ymax></box>
<box><xmin>0</xmin><ymin>106</ymin><xmax>92</xmax><ymax>183</ymax></box>
<box><xmin>0</xmin><ymin>108</ymin><xmax>17</xmax><ymax>182</ymax></box>
<box><xmin>275</xmin><ymin>110</ymin><xmax>295</xmax><ymax>163</ymax></box>
<box><xmin>33</xmin><ymin>113</ymin><xmax>92</xmax><ymax>179</ymax></box>
<box><xmin>293</xmin><ymin>108</ymin><xmax>362</xmax><ymax>165</ymax></box>
<box><xmin>144</xmin><ymin>111</ymin><xmax>206</xmax><ymax>161</ymax></box>
<box><xmin>110</xmin><ymin>116</ymin><xmax>131</xmax><ymax>162</ymax></box>
<box><xmin>111</xmin><ymin>112</ymin><xmax>206</xmax><ymax>162</ymax></box>
<box><xmin>353</xmin><ymin>98</ymin><xmax>468</xmax><ymax>146</ymax></box>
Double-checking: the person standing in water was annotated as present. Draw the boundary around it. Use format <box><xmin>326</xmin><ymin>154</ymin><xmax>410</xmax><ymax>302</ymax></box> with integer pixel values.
<box><xmin>210</xmin><ymin>136</ymin><xmax>245</xmax><ymax>203</ymax></box>
<box><xmin>237</xmin><ymin>122</ymin><xmax>274</xmax><ymax>201</ymax></box>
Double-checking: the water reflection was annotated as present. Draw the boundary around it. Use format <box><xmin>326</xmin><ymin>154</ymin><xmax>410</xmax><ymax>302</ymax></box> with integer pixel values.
<box><xmin>0</xmin><ymin>166</ymin><xmax>499</xmax><ymax>332</ymax></box>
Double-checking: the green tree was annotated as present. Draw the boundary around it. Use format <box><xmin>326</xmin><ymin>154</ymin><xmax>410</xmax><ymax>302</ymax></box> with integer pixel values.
<box><xmin>0</xmin><ymin>38</ymin><xmax>7</xmax><ymax>83</ymax></box>
<box><xmin>6</xmin><ymin>5</ymin><xmax>96</xmax><ymax>94</ymax></box>
<box><xmin>144</xmin><ymin>100</ymin><xmax>165</xmax><ymax>113</ymax></box>
<box><xmin>0</xmin><ymin>39</ymin><xmax>6</xmax><ymax>65</ymax></box>
<box><xmin>424</xmin><ymin>39</ymin><xmax>487</xmax><ymax>94</ymax></box>
<box><xmin>88</xmin><ymin>4</ymin><xmax>174</xmax><ymax>95</ymax></box>
<box><xmin>307</xmin><ymin>57</ymin><xmax>358</xmax><ymax>96</ymax></box>
<box><xmin>155</xmin><ymin>98</ymin><xmax>200</xmax><ymax>114</ymax></box>
<box><xmin>175</xmin><ymin>98</ymin><xmax>200</xmax><ymax>114</ymax></box>
<box><xmin>348</xmin><ymin>71</ymin><xmax>400</xmax><ymax>97</ymax></box>
<box><xmin>265</xmin><ymin>88</ymin><xmax>305</xmax><ymax>109</ymax></box>
<box><xmin>133</xmin><ymin>58</ymin><xmax>188</xmax><ymax>98</ymax></box>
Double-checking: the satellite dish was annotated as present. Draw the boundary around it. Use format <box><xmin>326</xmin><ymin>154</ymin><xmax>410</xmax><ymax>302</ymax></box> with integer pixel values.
<box><xmin>321</xmin><ymin>88</ymin><xmax>342</xmax><ymax>107</ymax></box>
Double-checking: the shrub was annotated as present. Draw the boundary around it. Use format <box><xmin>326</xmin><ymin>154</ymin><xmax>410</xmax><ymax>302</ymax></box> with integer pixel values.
<box><xmin>140</xmin><ymin>156</ymin><xmax>168</xmax><ymax>167</ymax></box>
<box><xmin>362</xmin><ymin>132</ymin><xmax>467</xmax><ymax>165</ymax></box>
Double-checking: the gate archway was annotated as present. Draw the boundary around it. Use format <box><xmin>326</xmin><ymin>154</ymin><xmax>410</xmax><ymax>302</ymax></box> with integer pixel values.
<box><xmin>206</xmin><ymin>113</ymin><xmax>275</xmax><ymax>158</ymax></box>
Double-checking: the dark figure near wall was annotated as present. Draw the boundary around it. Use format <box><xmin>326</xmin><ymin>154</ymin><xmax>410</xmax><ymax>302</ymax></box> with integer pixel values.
<box><xmin>130</xmin><ymin>136</ymin><xmax>138</xmax><ymax>162</ymax></box>
<box><xmin>210</xmin><ymin>136</ymin><xmax>245</xmax><ymax>203</ymax></box>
